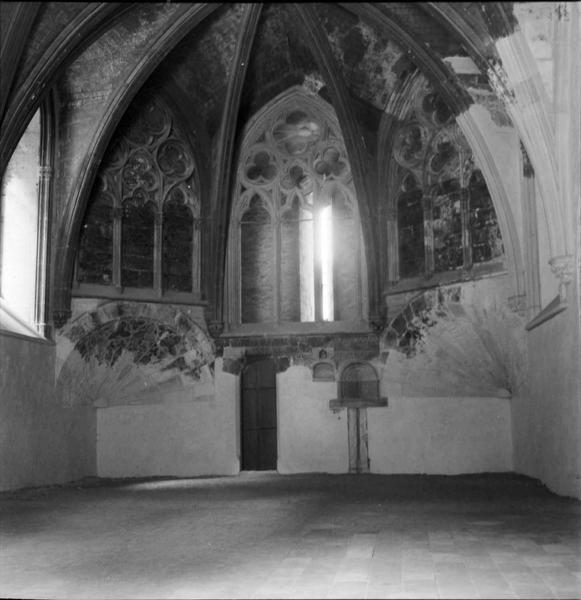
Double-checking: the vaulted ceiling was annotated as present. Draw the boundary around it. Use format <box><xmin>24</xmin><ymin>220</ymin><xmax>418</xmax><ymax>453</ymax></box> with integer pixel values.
<box><xmin>0</xmin><ymin>2</ymin><xmax>519</xmax><ymax>327</ymax></box>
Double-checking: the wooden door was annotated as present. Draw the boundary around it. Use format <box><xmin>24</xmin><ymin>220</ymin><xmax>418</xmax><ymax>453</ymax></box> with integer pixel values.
<box><xmin>241</xmin><ymin>357</ymin><xmax>277</xmax><ymax>470</ymax></box>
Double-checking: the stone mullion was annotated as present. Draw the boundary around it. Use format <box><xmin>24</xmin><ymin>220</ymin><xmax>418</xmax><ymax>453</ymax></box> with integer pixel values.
<box><xmin>274</xmin><ymin>213</ymin><xmax>281</xmax><ymax>325</ymax></box>
<box><xmin>423</xmin><ymin>196</ymin><xmax>434</xmax><ymax>277</ymax></box>
<box><xmin>461</xmin><ymin>188</ymin><xmax>472</xmax><ymax>271</ymax></box>
<box><xmin>313</xmin><ymin>205</ymin><xmax>323</xmax><ymax>322</ymax></box>
<box><xmin>192</xmin><ymin>217</ymin><xmax>201</xmax><ymax>295</ymax></box>
<box><xmin>35</xmin><ymin>165</ymin><xmax>52</xmax><ymax>336</ymax></box>
<box><xmin>521</xmin><ymin>146</ymin><xmax>541</xmax><ymax>318</ymax></box>
<box><xmin>112</xmin><ymin>204</ymin><xmax>122</xmax><ymax>292</ymax></box>
<box><xmin>385</xmin><ymin>205</ymin><xmax>398</xmax><ymax>284</ymax></box>
<box><xmin>355</xmin><ymin>215</ymin><xmax>364</xmax><ymax>321</ymax></box>
<box><xmin>154</xmin><ymin>210</ymin><xmax>163</xmax><ymax>298</ymax></box>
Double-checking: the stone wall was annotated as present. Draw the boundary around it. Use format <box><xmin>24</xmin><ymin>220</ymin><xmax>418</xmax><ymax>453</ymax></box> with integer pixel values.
<box><xmin>277</xmin><ymin>365</ymin><xmax>348</xmax><ymax>474</ymax></box>
<box><xmin>0</xmin><ymin>332</ymin><xmax>95</xmax><ymax>491</ymax></box>
<box><xmin>368</xmin><ymin>397</ymin><xmax>513</xmax><ymax>475</ymax></box>
<box><xmin>97</xmin><ymin>358</ymin><xmax>239</xmax><ymax>478</ymax></box>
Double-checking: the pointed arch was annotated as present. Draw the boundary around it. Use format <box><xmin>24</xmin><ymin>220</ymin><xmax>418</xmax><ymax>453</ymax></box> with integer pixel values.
<box><xmin>378</xmin><ymin>70</ymin><xmax>525</xmax><ymax>301</ymax></box>
<box><xmin>225</xmin><ymin>85</ymin><xmax>369</xmax><ymax>330</ymax></box>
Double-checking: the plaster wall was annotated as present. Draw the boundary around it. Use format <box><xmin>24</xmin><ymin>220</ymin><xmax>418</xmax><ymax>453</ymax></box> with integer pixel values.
<box><xmin>277</xmin><ymin>365</ymin><xmax>349</xmax><ymax>474</ymax></box>
<box><xmin>368</xmin><ymin>397</ymin><xmax>513</xmax><ymax>475</ymax></box>
<box><xmin>513</xmin><ymin>292</ymin><xmax>581</xmax><ymax>499</ymax></box>
<box><xmin>97</xmin><ymin>359</ymin><xmax>238</xmax><ymax>478</ymax></box>
<box><xmin>0</xmin><ymin>333</ymin><xmax>95</xmax><ymax>491</ymax></box>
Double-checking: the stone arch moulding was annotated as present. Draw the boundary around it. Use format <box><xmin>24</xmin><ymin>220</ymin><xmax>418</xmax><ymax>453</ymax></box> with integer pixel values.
<box><xmin>0</xmin><ymin>3</ymin><xmax>132</xmax><ymax>175</ymax></box>
<box><xmin>378</xmin><ymin>70</ymin><xmax>525</xmax><ymax>303</ymax></box>
<box><xmin>52</xmin><ymin>3</ymin><xmax>222</xmax><ymax>328</ymax></box>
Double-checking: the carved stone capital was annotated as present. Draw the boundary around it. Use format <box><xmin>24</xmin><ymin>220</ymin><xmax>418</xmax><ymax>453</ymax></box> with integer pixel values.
<box><xmin>549</xmin><ymin>254</ymin><xmax>575</xmax><ymax>300</ymax></box>
<box><xmin>507</xmin><ymin>294</ymin><xmax>527</xmax><ymax>315</ymax></box>
<box><xmin>207</xmin><ymin>320</ymin><xmax>224</xmax><ymax>339</ymax></box>
<box><xmin>369</xmin><ymin>314</ymin><xmax>386</xmax><ymax>333</ymax></box>
<box><xmin>39</xmin><ymin>165</ymin><xmax>54</xmax><ymax>178</ymax></box>
<box><xmin>53</xmin><ymin>309</ymin><xmax>72</xmax><ymax>330</ymax></box>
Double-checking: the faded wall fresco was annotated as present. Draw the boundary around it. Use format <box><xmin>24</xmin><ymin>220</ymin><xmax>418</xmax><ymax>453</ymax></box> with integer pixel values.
<box><xmin>382</xmin><ymin>275</ymin><xmax>526</xmax><ymax>398</ymax></box>
<box><xmin>56</xmin><ymin>301</ymin><xmax>215</xmax><ymax>408</ymax></box>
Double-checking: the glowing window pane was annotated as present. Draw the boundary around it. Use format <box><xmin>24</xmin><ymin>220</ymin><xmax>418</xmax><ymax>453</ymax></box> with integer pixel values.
<box><xmin>0</xmin><ymin>110</ymin><xmax>40</xmax><ymax>327</ymax></box>
<box><xmin>319</xmin><ymin>204</ymin><xmax>333</xmax><ymax>321</ymax></box>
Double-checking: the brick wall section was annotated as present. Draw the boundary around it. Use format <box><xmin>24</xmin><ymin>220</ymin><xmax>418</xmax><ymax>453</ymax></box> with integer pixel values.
<box><xmin>219</xmin><ymin>332</ymin><xmax>380</xmax><ymax>375</ymax></box>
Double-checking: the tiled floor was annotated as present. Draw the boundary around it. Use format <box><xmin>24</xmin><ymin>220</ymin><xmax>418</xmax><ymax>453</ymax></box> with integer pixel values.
<box><xmin>0</xmin><ymin>472</ymin><xmax>580</xmax><ymax>599</ymax></box>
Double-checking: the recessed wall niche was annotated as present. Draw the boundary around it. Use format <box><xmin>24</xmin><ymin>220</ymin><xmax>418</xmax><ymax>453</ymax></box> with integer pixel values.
<box><xmin>312</xmin><ymin>361</ymin><xmax>335</xmax><ymax>382</ymax></box>
<box><xmin>329</xmin><ymin>361</ymin><xmax>387</xmax><ymax>410</ymax></box>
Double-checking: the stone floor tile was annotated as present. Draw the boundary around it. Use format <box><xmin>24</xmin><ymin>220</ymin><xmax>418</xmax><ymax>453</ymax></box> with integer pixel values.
<box><xmin>1</xmin><ymin>473</ymin><xmax>579</xmax><ymax>600</ymax></box>
<box><xmin>401</xmin><ymin>580</ymin><xmax>438</xmax><ymax>595</ymax></box>
<box><xmin>326</xmin><ymin>581</ymin><xmax>368</xmax><ymax>599</ymax></box>
<box><xmin>509</xmin><ymin>584</ymin><xmax>556</xmax><ymax>599</ymax></box>
<box><xmin>551</xmin><ymin>588</ymin><xmax>581</xmax><ymax>599</ymax></box>
<box><xmin>334</xmin><ymin>568</ymin><xmax>371</xmax><ymax>583</ymax></box>
<box><xmin>476</xmin><ymin>592</ymin><xmax>518</xmax><ymax>599</ymax></box>
<box><xmin>432</xmin><ymin>553</ymin><xmax>464</xmax><ymax>564</ymax></box>
<box><xmin>503</xmin><ymin>571</ymin><xmax>548</xmax><ymax>586</ymax></box>
<box><xmin>523</xmin><ymin>552</ymin><xmax>565</xmax><ymax>564</ymax></box>
<box><xmin>366</xmin><ymin>583</ymin><xmax>403</xmax><ymax>599</ymax></box>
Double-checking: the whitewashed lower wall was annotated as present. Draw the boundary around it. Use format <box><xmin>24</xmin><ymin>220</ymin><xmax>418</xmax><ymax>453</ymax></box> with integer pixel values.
<box><xmin>277</xmin><ymin>365</ymin><xmax>349</xmax><ymax>474</ymax></box>
<box><xmin>97</xmin><ymin>359</ymin><xmax>238</xmax><ymax>478</ymax></box>
<box><xmin>96</xmin><ymin>360</ymin><xmax>513</xmax><ymax>479</ymax></box>
<box><xmin>368</xmin><ymin>396</ymin><xmax>513</xmax><ymax>475</ymax></box>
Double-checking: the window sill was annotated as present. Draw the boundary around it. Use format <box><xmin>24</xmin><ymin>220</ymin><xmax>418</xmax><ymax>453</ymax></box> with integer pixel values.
<box><xmin>385</xmin><ymin>262</ymin><xmax>506</xmax><ymax>296</ymax></box>
<box><xmin>0</xmin><ymin>301</ymin><xmax>52</xmax><ymax>345</ymax></box>
<box><xmin>329</xmin><ymin>397</ymin><xmax>388</xmax><ymax>410</ymax></box>
<box><xmin>72</xmin><ymin>284</ymin><xmax>207</xmax><ymax>306</ymax></box>
<box><xmin>224</xmin><ymin>319</ymin><xmax>373</xmax><ymax>337</ymax></box>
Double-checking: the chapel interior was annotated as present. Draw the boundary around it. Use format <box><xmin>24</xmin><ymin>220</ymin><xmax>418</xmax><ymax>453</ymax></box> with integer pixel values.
<box><xmin>0</xmin><ymin>2</ymin><xmax>580</xmax><ymax>599</ymax></box>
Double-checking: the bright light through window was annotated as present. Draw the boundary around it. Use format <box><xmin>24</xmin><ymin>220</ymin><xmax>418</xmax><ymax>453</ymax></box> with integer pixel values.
<box><xmin>319</xmin><ymin>204</ymin><xmax>334</xmax><ymax>321</ymax></box>
<box><xmin>299</xmin><ymin>208</ymin><xmax>315</xmax><ymax>322</ymax></box>
<box><xmin>0</xmin><ymin>110</ymin><xmax>41</xmax><ymax>334</ymax></box>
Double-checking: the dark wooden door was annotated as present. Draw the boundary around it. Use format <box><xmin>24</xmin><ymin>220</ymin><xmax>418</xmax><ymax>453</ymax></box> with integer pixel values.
<box><xmin>241</xmin><ymin>357</ymin><xmax>277</xmax><ymax>470</ymax></box>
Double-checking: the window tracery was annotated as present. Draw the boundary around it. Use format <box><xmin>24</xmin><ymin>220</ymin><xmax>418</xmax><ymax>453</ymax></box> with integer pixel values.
<box><xmin>77</xmin><ymin>96</ymin><xmax>200</xmax><ymax>299</ymax></box>
<box><xmin>227</xmin><ymin>90</ymin><xmax>366</xmax><ymax>328</ymax></box>
<box><xmin>390</xmin><ymin>81</ymin><xmax>504</xmax><ymax>286</ymax></box>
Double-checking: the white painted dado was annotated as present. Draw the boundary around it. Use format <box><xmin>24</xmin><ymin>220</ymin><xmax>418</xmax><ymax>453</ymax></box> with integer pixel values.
<box><xmin>368</xmin><ymin>396</ymin><xmax>513</xmax><ymax>475</ymax></box>
<box><xmin>277</xmin><ymin>365</ymin><xmax>349</xmax><ymax>474</ymax></box>
<box><xmin>97</xmin><ymin>360</ymin><xmax>513</xmax><ymax>478</ymax></box>
<box><xmin>97</xmin><ymin>359</ymin><xmax>238</xmax><ymax>478</ymax></box>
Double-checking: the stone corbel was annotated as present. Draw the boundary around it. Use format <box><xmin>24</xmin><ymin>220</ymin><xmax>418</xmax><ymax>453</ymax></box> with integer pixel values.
<box><xmin>525</xmin><ymin>254</ymin><xmax>573</xmax><ymax>331</ymax></box>
<box><xmin>550</xmin><ymin>254</ymin><xmax>575</xmax><ymax>301</ymax></box>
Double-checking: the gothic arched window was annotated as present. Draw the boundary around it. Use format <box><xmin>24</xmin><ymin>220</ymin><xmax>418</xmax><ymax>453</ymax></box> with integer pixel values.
<box><xmin>1</xmin><ymin>97</ymin><xmax>54</xmax><ymax>338</ymax></box>
<box><xmin>226</xmin><ymin>88</ymin><xmax>367</xmax><ymax>329</ymax></box>
<box><xmin>76</xmin><ymin>95</ymin><xmax>201</xmax><ymax>301</ymax></box>
<box><xmin>388</xmin><ymin>80</ymin><xmax>505</xmax><ymax>291</ymax></box>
